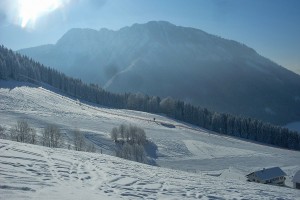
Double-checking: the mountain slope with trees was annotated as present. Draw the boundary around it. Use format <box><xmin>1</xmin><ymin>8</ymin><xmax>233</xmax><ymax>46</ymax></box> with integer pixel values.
<box><xmin>1</xmin><ymin>45</ymin><xmax>299</xmax><ymax>150</ymax></box>
<box><xmin>18</xmin><ymin>21</ymin><xmax>300</xmax><ymax>124</ymax></box>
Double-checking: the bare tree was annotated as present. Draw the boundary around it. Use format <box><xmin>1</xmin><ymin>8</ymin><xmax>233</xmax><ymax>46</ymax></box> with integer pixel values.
<box><xmin>125</xmin><ymin>143</ymin><xmax>133</xmax><ymax>159</ymax></box>
<box><xmin>111</xmin><ymin>124</ymin><xmax>147</xmax><ymax>144</ymax></box>
<box><xmin>73</xmin><ymin>129</ymin><xmax>85</xmax><ymax>151</ymax></box>
<box><xmin>86</xmin><ymin>144</ymin><xmax>96</xmax><ymax>153</ymax></box>
<box><xmin>42</xmin><ymin>124</ymin><xmax>62</xmax><ymax>148</ymax></box>
<box><xmin>10</xmin><ymin>120</ymin><xmax>35</xmax><ymax>144</ymax></box>
<box><xmin>0</xmin><ymin>125</ymin><xmax>6</xmax><ymax>139</ymax></box>
<box><xmin>129</xmin><ymin>125</ymin><xmax>137</xmax><ymax>143</ymax></box>
<box><xmin>42</xmin><ymin>127</ymin><xmax>50</xmax><ymax>147</ymax></box>
<box><xmin>125</xmin><ymin>126</ymin><xmax>130</xmax><ymax>142</ymax></box>
<box><xmin>110</xmin><ymin>127</ymin><xmax>119</xmax><ymax>141</ymax></box>
<box><xmin>116</xmin><ymin>143</ymin><xmax>132</xmax><ymax>159</ymax></box>
<box><xmin>12</xmin><ymin>120</ymin><xmax>29</xmax><ymax>142</ymax></box>
<box><xmin>119</xmin><ymin>124</ymin><xmax>126</xmax><ymax>140</ymax></box>
<box><xmin>133</xmin><ymin>144</ymin><xmax>145</xmax><ymax>162</ymax></box>
<box><xmin>52</xmin><ymin>126</ymin><xmax>62</xmax><ymax>148</ymax></box>
<box><xmin>29</xmin><ymin>128</ymin><xmax>36</xmax><ymax>144</ymax></box>
<box><xmin>136</xmin><ymin>127</ymin><xmax>146</xmax><ymax>145</ymax></box>
<box><xmin>116</xmin><ymin>143</ymin><xmax>146</xmax><ymax>163</ymax></box>
<box><xmin>113</xmin><ymin>124</ymin><xmax>148</xmax><ymax>163</ymax></box>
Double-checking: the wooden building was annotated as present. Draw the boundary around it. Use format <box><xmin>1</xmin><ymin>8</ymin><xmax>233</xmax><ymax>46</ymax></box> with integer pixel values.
<box><xmin>246</xmin><ymin>167</ymin><xmax>286</xmax><ymax>185</ymax></box>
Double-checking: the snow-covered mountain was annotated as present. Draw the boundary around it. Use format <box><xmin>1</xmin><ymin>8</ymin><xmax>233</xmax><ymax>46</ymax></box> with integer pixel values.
<box><xmin>18</xmin><ymin>21</ymin><xmax>300</xmax><ymax>125</ymax></box>
<box><xmin>0</xmin><ymin>80</ymin><xmax>300</xmax><ymax>199</ymax></box>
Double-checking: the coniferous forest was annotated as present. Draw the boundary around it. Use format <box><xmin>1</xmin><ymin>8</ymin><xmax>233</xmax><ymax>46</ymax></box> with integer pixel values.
<box><xmin>0</xmin><ymin>45</ymin><xmax>299</xmax><ymax>150</ymax></box>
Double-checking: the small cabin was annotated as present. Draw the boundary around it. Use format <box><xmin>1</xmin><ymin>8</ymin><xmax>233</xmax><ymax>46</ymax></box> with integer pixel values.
<box><xmin>246</xmin><ymin>167</ymin><xmax>286</xmax><ymax>185</ymax></box>
<box><xmin>292</xmin><ymin>170</ymin><xmax>300</xmax><ymax>189</ymax></box>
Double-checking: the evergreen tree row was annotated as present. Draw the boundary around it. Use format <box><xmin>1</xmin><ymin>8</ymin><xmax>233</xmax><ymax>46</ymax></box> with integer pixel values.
<box><xmin>0</xmin><ymin>45</ymin><xmax>299</xmax><ymax>150</ymax></box>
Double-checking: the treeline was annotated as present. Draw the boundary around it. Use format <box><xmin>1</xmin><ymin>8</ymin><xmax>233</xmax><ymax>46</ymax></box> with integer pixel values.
<box><xmin>0</xmin><ymin>121</ymin><xmax>96</xmax><ymax>152</ymax></box>
<box><xmin>0</xmin><ymin>45</ymin><xmax>299</xmax><ymax>150</ymax></box>
<box><xmin>0</xmin><ymin>45</ymin><xmax>124</xmax><ymax>108</ymax></box>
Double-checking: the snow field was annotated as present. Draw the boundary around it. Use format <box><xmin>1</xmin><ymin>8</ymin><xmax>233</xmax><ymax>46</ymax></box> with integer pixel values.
<box><xmin>1</xmin><ymin>139</ymin><xmax>299</xmax><ymax>200</ymax></box>
<box><xmin>0</xmin><ymin>81</ymin><xmax>300</xmax><ymax>199</ymax></box>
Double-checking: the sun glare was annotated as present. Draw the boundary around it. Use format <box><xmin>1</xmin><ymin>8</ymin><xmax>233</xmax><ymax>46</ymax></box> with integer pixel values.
<box><xmin>18</xmin><ymin>0</ymin><xmax>64</xmax><ymax>28</ymax></box>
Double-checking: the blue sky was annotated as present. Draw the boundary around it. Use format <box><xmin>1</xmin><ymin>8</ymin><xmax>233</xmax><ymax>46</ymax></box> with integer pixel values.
<box><xmin>0</xmin><ymin>0</ymin><xmax>299</xmax><ymax>73</ymax></box>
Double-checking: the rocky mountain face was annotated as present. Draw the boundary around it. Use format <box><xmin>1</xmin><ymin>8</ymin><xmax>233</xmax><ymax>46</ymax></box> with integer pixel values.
<box><xmin>18</xmin><ymin>21</ymin><xmax>300</xmax><ymax>124</ymax></box>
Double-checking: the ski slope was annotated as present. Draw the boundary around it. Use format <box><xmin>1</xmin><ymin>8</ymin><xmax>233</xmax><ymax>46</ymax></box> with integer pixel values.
<box><xmin>1</xmin><ymin>139</ymin><xmax>299</xmax><ymax>200</ymax></box>
<box><xmin>0</xmin><ymin>80</ymin><xmax>300</xmax><ymax>199</ymax></box>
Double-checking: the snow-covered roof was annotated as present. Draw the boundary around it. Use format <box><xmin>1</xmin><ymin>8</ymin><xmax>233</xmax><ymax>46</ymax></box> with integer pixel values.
<box><xmin>248</xmin><ymin>167</ymin><xmax>287</xmax><ymax>181</ymax></box>
<box><xmin>292</xmin><ymin>170</ymin><xmax>300</xmax><ymax>183</ymax></box>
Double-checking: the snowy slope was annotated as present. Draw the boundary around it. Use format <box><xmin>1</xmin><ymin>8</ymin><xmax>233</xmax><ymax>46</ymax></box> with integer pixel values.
<box><xmin>1</xmin><ymin>139</ymin><xmax>300</xmax><ymax>200</ymax></box>
<box><xmin>18</xmin><ymin>21</ymin><xmax>300</xmax><ymax>125</ymax></box>
<box><xmin>0</xmin><ymin>80</ymin><xmax>300</xmax><ymax>198</ymax></box>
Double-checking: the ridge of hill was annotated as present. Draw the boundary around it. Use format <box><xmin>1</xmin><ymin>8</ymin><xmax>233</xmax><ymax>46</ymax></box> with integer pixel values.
<box><xmin>0</xmin><ymin>80</ymin><xmax>299</xmax><ymax>184</ymax></box>
<box><xmin>1</xmin><ymin>45</ymin><xmax>300</xmax><ymax>151</ymax></box>
<box><xmin>18</xmin><ymin>21</ymin><xmax>300</xmax><ymax>124</ymax></box>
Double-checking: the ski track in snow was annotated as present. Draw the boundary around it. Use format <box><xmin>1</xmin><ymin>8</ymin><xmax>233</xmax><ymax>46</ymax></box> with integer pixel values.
<box><xmin>0</xmin><ymin>81</ymin><xmax>300</xmax><ymax>199</ymax></box>
<box><xmin>0</xmin><ymin>139</ymin><xmax>299</xmax><ymax>200</ymax></box>
<box><xmin>103</xmin><ymin>58</ymin><xmax>140</xmax><ymax>89</ymax></box>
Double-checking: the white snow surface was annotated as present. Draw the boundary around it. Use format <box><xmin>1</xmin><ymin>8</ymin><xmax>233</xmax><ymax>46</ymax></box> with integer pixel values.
<box><xmin>1</xmin><ymin>139</ymin><xmax>299</xmax><ymax>200</ymax></box>
<box><xmin>0</xmin><ymin>80</ymin><xmax>300</xmax><ymax>199</ymax></box>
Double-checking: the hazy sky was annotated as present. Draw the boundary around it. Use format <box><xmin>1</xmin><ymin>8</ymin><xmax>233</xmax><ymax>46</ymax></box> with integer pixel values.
<box><xmin>0</xmin><ymin>0</ymin><xmax>299</xmax><ymax>74</ymax></box>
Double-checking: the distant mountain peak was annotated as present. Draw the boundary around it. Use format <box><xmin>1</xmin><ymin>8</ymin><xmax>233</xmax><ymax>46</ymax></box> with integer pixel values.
<box><xmin>17</xmin><ymin>21</ymin><xmax>300</xmax><ymax>124</ymax></box>
<box><xmin>125</xmin><ymin>20</ymin><xmax>175</xmax><ymax>29</ymax></box>
<box><xmin>144</xmin><ymin>20</ymin><xmax>175</xmax><ymax>26</ymax></box>
<box><xmin>56</xmin><ymin>28</ymin><xmax>99</xmax><ymax>47</ymax></box>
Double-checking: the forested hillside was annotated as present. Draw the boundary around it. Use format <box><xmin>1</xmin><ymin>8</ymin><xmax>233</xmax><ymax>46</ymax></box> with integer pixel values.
<box><xmin>19</xmin><ymin>21</ymin><xmax>300</xmax><ymax>125</ymax></box>
<box><xmin>1</xmin><ymin>45</ymin><xmax>299</xmax><ymax>150</ymax></box>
